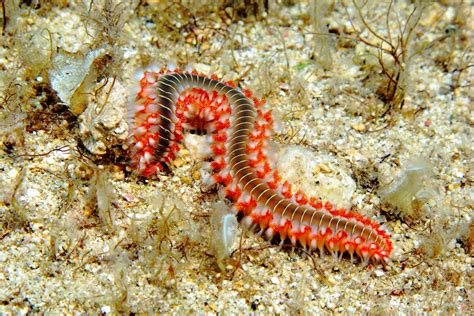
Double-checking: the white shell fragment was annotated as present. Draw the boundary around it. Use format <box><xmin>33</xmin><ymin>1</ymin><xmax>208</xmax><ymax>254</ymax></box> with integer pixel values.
<box><xmin>49</xmin><ymin>49</ymin><xmax>105</xmax><ymax>114</ymax></box>
<box><xmin>78</xmin><ymin>78</ymin><xmax>129</xmax><ymax>155</ymax></box>
<box><xmin>210</xmin><ymin>201</ymin><xmax>239</xmax><ymax>270</ymax></box>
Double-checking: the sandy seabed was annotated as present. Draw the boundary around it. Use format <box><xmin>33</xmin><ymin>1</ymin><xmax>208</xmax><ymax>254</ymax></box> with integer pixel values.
<box><xmin>0</xmin><ymin>1</ymin><xmax>472</xmax><ymax>314</ymax></box>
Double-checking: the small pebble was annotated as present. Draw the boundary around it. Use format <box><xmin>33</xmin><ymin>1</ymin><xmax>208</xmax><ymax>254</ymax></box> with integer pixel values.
<box><xmin>352</xmin><ymin>123</ymin><xmax>366</xmax><ymax>132</ymax></box>
<box><xmin>100</xmin><ymin>306</ymin><xmax>111</xmax><ymax>314</ymax></box>
<box><xmin>193</xmin><ymin>170</ymin><xmax>201</xmax><ymax>181</ymax></box>
<box><xmin>181</xmin><ymin>176</ymin><xmax>192</xmax><ymax>185</ymax></box>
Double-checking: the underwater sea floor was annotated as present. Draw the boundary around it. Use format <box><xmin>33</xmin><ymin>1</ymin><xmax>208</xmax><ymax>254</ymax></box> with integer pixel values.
<box><xmin>0</xmin><ymin>1</ymin><xmax>472</xmax><ymax>313</ymax></box>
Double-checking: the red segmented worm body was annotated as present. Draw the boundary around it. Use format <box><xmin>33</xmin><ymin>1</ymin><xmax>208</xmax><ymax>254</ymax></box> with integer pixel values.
<box><xmin>128</xmin><ymin>69</ymin><xmax>393</xmax><ymax>264</ymax></box>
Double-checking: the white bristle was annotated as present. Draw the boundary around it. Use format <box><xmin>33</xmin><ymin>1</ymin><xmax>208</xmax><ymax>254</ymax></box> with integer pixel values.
<box><xmin>149</xmin><ymin>125</ymin><xmax>159</xmax><ymax>133</ymax></box>
<box><xmin>138</xmin><ymin>159</ymin><xmax>146</xmax><ymax>171</ymax></box>
<box><xmin>242</xmin><ymin>216</ymin><xmax>253</xmax><ymax>228</ymax></box>
<box><xmin>265</xmin><ymin>227</ymin><xmax>275</xmax><ymax>239</ymax></box>
<box><xmin>143</xmin><ymin>152</ymin><xmax>152</xmax><ymax>164</ymax></box>
<box><xmin>147</xmin><ymin>114</ymin><xmax>160</xmax><ymax>124</ymax></box>
<box><xmin>145</xmin><ymin>72</ymin><xmax>155</xmax><ymax>82</ymax></box>
<box><xmin>238</xmin><ymin>192</ymin><xmax>251</xmax><ymax>204</ymax></box>
<box><xmin>135</xmin><ymin>126</ymin><xmax>147</xmax><ymax>136</ymax></box>
<box><xmin>310</xmin><ymin>239</ymin><xmax>317</xmax><ymax>250</ymax></box>
<box><xmin>146</xmin><ymin>103</ymin><xmax>159</xmax><ymax>113</ymax></box>
<box><xmin>134</xmin><ymin>104</ymin><xmax>146</xmax><ymax>112</ymax></box>
<box><xmin>134</xmin><ymin>141</ymin><xmax>144</xmax><ymax>151</ymax></box>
